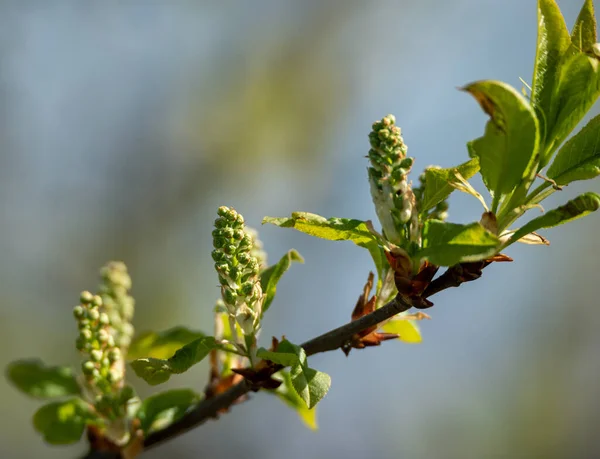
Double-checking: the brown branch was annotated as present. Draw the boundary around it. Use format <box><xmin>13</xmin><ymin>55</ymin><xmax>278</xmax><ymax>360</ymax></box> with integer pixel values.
<box><xmin>143</xmin><ymin>295</ymin><xmax>413</xmax><ymax>451</ymax></box>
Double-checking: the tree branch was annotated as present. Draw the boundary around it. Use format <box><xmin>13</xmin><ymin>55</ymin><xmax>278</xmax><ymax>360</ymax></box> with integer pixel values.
<box><xmin>143</xmin><ymin>294</ymin><xmax>413</xmax><ymax>450</ymax></box>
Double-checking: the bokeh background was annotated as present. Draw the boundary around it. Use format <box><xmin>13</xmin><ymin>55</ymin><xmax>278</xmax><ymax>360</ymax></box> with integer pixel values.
<box><xmin>1</xmin><ymin>1</ymin><xmax>599</xmax><ymax>458</ymax></box>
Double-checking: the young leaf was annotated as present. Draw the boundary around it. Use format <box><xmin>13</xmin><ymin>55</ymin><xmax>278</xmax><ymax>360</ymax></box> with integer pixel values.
<box><xmin>464</xmin><ymin>81</ymin><xmax>540</xmax><ymax>208</ymax></box>
<box><xmin>571</xmin><ymin>0</ymin><xmax>597</xmax><ymax>52</ymax></box>
<box><xmin>545</xmin><ymin>53</ymin><xmax>600</xmax><ymax>160</ymax></box>
<box><xmin>135</xmin><ymin>389</ymin><xmax>201</xmax><ymax>434</ymax></box>
<box><xmin>271</xmin><ymin>370</ymin><xmax>317</xmax><ymax>430</ymax></box>
<box><xmin>419</xmin><ymin>158</ymin><xmax>480</xmax><ymax>214</ymax></box>
<box><xmin>507</xmin><ymin>192</ymin><xmax>600</xmax><ymax>245</ymax></box>
<box><xmin>547</xmin><ymin>114</ymin><xmax>600</xmax><ymax>185</ymax></box>
<box><xmin>420</xmin><ymin>221</ymin><xmax>500</xmax><ymax>267</ymax></box>
<box><xmin>131</xmin><ymin>337</ymin><xmax>223</xmax><ymax>385</ymax></box>
<box><xmin>33</xmin><ymin>398</ymin><xmax>94</xmax><ymax>445</ymax></box>
<box><xmin>6</xmin><ymin>359</ymin><xmax>80</xmax><ymax>399</ymax></box>
<box><xmin>260</xmin><ymin>249</ymin><xmax>304</xmax><ymax>315</ymax></box>
<box><xmin>381</xmin><ymin>320</ymin><xmax>422</xmax><ymax>344</ymax></box>
<box><xmin>258</xmin><ymin>340</ymin><xmax>330</xmax><ymax>409</ymax></box>
<box><xmin>289</xmin><ymin>364</ymin><xmax>331</xmax><ymax>410</ymax></box>
<box><xmin>263</xmin><ymin>213</ymin><xmax>379</xmax><ymax>247</ymax></box>
<box><xmin>531</xmin><ymin>0</ymin><xmax>571</xmax><ymax>142</ymax></box>
<box><xmin>128</xmin><ymin>327</ymin><xmax>206</xmax><ymax>360</ymax></box>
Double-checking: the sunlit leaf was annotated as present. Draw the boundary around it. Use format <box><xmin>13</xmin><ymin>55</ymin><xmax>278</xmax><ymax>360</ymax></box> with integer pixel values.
<box><xmin>531</xmin><ymin>0</ymin><xmax>571</xmax><ymax>143</ymax></box>
<box><xmin>131</xmin><ymin>337</ymin><xmax>225</xmax><ymax>385</ymax></box>
<box><xmin>381</xmin><ymin>320</ymin><xmax>422</xmax><ymax>343</ymax></box>
<box><xmin>33</xmin><ymin>398</ymin><xmax>94</xmax><ymax>445</ymax></box>
<box><xmin>6</xmin><ymin>359</ymin><xmax>80</xmax><ymax>399</ymax></box>
<box><xmin>571</xmin><ymin>0</ymin><xmax>597</xmax><ymax>52</ymax></box>
<box><xmin>547</xmin><ymin>114</ymin><xmax>600</xmax><ymax>185</ymax></box>
<box><xmin>507</xmin><ymin>192</ymin><xmax>600</xmax><ymax>245</ymax></box>
<box><xmin>135</xmin><ymin>389</ymin><xmax>201</xmax><ymax>434</ymax></box>
<box><xmin>464</xmin><ymin>81</ymin><xmax>540</xmax><ymax>208</ymax></box>
<box><xmin>545</xmin><ymin>53</ymin><xmax>600</xmax><ymax>161</ymax></box>
<box><xmin>271</xmin><ymin>370</ymin><xmax>317</xmax><ymax>430</ymax></box>
<box><xmin>258</xmin><ymin>340</ymin><xmax>330</xmax><ymax>409</ymax></box>
<box><xmin>420</xmin><ymin>220</ymin><xmax>500</xmax><ymax>267</ymax></box>
<box><xmin>128</xmin><ymin>327</ymin><xmax>206</xmax><ymax>360</ymax></box>
<box><xmin>260</xmin><ymin>249</ymin><xmax>304</xmax><ymax>315</ymax></box>
<box><xmin>420</xmin><ymin>158</ymin><xmax>480</xmax><ymax>214</ymax></box>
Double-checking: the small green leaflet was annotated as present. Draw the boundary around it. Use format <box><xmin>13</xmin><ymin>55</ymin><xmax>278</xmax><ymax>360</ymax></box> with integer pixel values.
<box><xmin>545</xmin><ymin>53</ymin><xmax>600</xmax><ymax>161</ymax></box>
<box><xmin>571</xmin><ymin>0</ymin><xmax>597</xmax><ymax>53</ymax></box>
<box><xmin>135</xmin><ymin>389</ymin><xmax>201</xmax><ymax>434</ymax></box>
<box><xmin>257</xmin><ymin>340</ymin><xmax>330</xmax><ymax>409</ymax></box>
<box><xmin>131</xmin><ymin>337</ymin><xmax>225</xmax><ymax>385</ymax></box>
<box><xmin>271</xmin><ymin>370</ymin><xmax>317</xmax><ymax>430</ymax></box>
<box><xmin>464</xmin><ymin>80</ymin><xmax>540</xmax><ymax>210</ymax></box>
<box><xmin>419</xmin><ymin>158</ymin><xmax>480</xmax><ymax>214</ymax></box>
<box><xmin>128</xmin><ymin>327</ymin><xmax>206</xmax><ymax>360</ymax></box>
<box><xmin>531</xmin><ymin>0</ymin><xmax>571</xmax><ymax>144</ymax></box>
<box><xmin>381</xmin><ymin>319</ymin><xmax>422</xmax><ymax>343</ymax></box>
<box><xmin>420</xmin><ymin>220</ymin><xmax>500</xmax><ymax>267</ymax></box>
<box><xmin>6</xmin><ymin>359</ymin><xmax>80</xmax><ymax>399</ymax></box>
<box><xmin>260</xmin><ymin>249</ymin><xmax>303</xmax><ymax>315</ymax></box>
<box><xmin>507</xmin><ymin>192</ymin><xmax>600</xmax><ymax>245</ymax></box>
<box><xmin>33</xmin><ymin>398</ymin><xmax>95</xmax><ymax>445</ymax></box>
<box><xmin>547</xmin><ymin>114</ymin><xmax>600</xmax><ymax>185</ymax></box>
<box><xmin>263</xmin><ymin>212</ymin><xmax>386</xmax><ymax>291</ymax></box>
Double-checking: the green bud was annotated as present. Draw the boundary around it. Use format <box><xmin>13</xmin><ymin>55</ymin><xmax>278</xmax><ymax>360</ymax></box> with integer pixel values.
<box><xmin>82</xmin><ymin>360</ymin><xmax>96</xmax><ymax>375</ymax></box>
<box><xmin>228</xmin><ymin>266</ymin><xmax>241</xmax><ymax>280</ymax></box>
<box><xmin>223</xmin><ymin>288</ymin><xmax>238</xmax><ymax>306</ymax></box>
<box><xmin>88</xmin><ymin>309</ymin><xmax>100</xmax><ymax>321</ymax></box>
<box><xmin>80</xmin><ymin>291</ymin><xmax>94</xmax><ymax>304</ymax></box>
<box><xmin>217</xmin><ymin>206</ymin><xmax>231</xmax><ymax>217</ymax></box>
<box><xmin>92</xmin><ymin>295</ymin><xmax>103</xmax><ymax>307</ymax></box>
<box><xmin>108</xmin><ymin>348</ymin><xmax>121</xmax><ymax>363</ymax></box>
<box><xmin>222</xmin><ymin>227</ymin><xmax>234</xmax><ymax>239</ymax></box>
<box><xmin>214</xmin><ymin>217</ymin><xmax>228</xmax><ymax>228</ymax></box>
<box><xmin>237</xmin><ymin>252</ymin><xmax>251</xmax><ymax>265</ymax></box>
<box><xmin>98</xmin><ymin>312</ymin><xmax>110</xmax><ymax>325</ymax></box>
<box><xmin>223</xmin><ymin>244</ymin><xmax>237</xmax><ymax>255</ymax></box>
<box><xmin>73</xmin><ymin>305</ymin><xmax>85</xmax><ymax>319</ymax></box>
<box><xmin>75</xmin><ymin>337</ymin><xmax>86</xmax><ymax>351</ymax></box>
<box><xmin>240</xmin><ymin>281</ymin><xmax>255</xmax><ymax>297</ymax></box>
<box><xmin>80</xmin><ymin>329</ymin><xmax>93</xmax><ymax>341</ymax></box>
<box><xmin>246</xmin><ymin>258</ymin><xmax>259</xmax><ymax>272</ymax></box>
<box><xmin>211</xmin><ymin>250</ymin><xmax>226</xmax><ymax>262</ymax></box>
<box><xmin>238</xmin><ymin>234</ymin><xmax>253</xmax><ymax>250</ymax></box>
<box><xmin>90</xmin><ymin>350</ymin><xmax>103</xmax><ymax>362</ymax></box>
<box><xmin>232</xmin><ymin>229</ymin><xmax>245</xmax><ymax>240</ymax></box>
<box><xmin>98</xmin><ymin>329</ymin><xmax>109</xmax><ymax>343</ymax></box>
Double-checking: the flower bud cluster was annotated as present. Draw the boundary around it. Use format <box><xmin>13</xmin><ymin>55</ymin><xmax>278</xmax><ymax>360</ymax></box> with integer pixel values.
<box><xmin>98</xmin><ymin>261</ymin><xmax>135</xmax><ymax>351</ymax></box>
<box><xmin>74</xmin><ymin>291</ymin><xmax>129</xmax><ymax>421</ymax></box>
<box><xmin>367</xmin><ymin>115</ymin><xmax>418</xmax><ymax>245</ymax></box>
<box><xmin>414</xmin><ymin>169</ymin><xmax>449</xmax><ymax>221</ymax></box>
<box><xmin>212</xmin><ymin>207</ymin><xmax>264</xmax><ymax>340</ymax></box>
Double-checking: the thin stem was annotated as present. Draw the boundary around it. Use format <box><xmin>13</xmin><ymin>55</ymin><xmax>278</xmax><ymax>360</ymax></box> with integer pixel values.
<box><xmin>142</xmin><ymin>295</ymin><xmax>413</xmax><ymax>451</ymax></box>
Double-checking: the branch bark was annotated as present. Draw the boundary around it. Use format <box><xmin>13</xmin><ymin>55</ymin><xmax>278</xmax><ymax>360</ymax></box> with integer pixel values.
<box><xmin>143</xmin><ymin>294</ymin><xmax>413</xmax><ymax>450</ymax></box>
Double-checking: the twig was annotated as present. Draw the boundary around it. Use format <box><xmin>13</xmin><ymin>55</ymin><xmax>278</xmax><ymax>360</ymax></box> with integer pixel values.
<box><xmin>143</xmin><ymin>295</ymin><xmax>413</xmax><ymax>450</ymax></box>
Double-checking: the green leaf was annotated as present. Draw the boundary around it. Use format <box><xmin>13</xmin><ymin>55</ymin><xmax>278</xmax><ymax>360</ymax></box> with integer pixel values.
<box><xmin>263</xmin><ymin>213</ymin><xmax>386</xmax><ymax>285</ymax></box>
<box><xmin>258</xmin><ymin>339</ymin><xmax>330</xmax><ymax>409</ymax></box>
<box><xmin>545</xmin><ymin>53</ymin><xmax>600</xmax><ymax>160</ymax></box>
<box><xmin>135</xmin><ymin>389</ymin><xmax>201</xmax><ymax>434</ymax></box>
<box><xmin>531</xmin><ymin>0</ymin><xmax>571</xmax><ymax>143</ymax></box>
<box><xmin>131</xmin><ymin>337</ymin><xmax>223</xmax><ymax>385</ymax></box>
<box><xmin>464</xmin><ymin>81</ymin><xmax>540</xmax><ymax>207</ymax></box>
<box><xmin>420</xmin><ymin>221</ymin><xmax>500</xmax><ymax>267</ymax></box>
<box><xmin>6</xmin><ymin>359</ymin><xmax>80</xmax><ymax>399</ymax></box>
<box><xmin>33</xmin><ymin>398</ymin><xmax>94</xmax><ymax>445</ymax></box>
<box><xmin>507</xmin><ymin>192</ymin><xmax>600</xmax><ymax>245</ymax></box>
<box><xmin>263</xmin><ymin>213</ymin><xmax>379</xmax><ymax>246</ymax></box>
<box><xmin>571</xmin><ymin>0</ymin><xmax>597</xmax><ymax>53</ymax></box>
<box><xmin>128</xmin><ymin>327</ymin><xmax>206</xmax><ymax>360</ymax></box>
<box><xmin>547</xmin><ymin>114</ymin><xmax>600</xmax><ymax>185</ymax></box>
<box><xmin>271</xmin><ymin>370</ymin><xmax>317</xmax><ymax>430</ymax></box>
<box><xmin>260</xmin><ymin>249</ymin><xmax>304</xmax><ymax>315</ymax></box>
<box><xmin>420</xmin><ymin>158</ymin><xmax>480</xmax><ymax>214</ymax></box>
<box><xmin>381</xmin><ymin>319</ymin><xmax>422</xmax><ymax>344</ymax></box>
<box><xmin>290</xmin><ymin>364</ymin><xmax>331</xmax><ymax>410</ymax></box>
